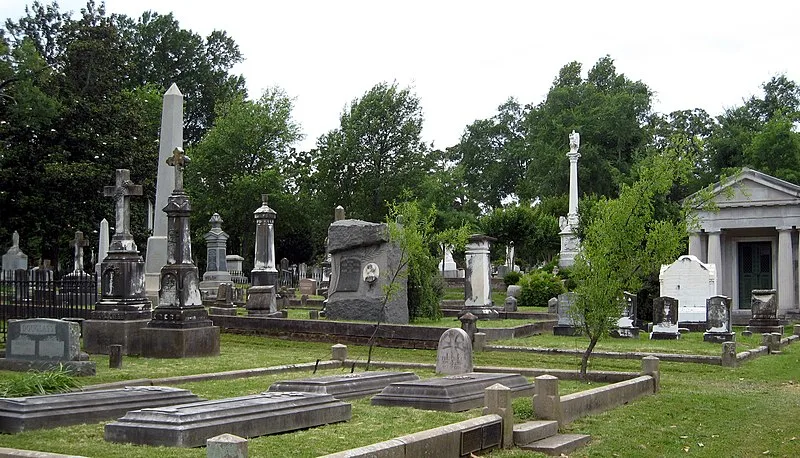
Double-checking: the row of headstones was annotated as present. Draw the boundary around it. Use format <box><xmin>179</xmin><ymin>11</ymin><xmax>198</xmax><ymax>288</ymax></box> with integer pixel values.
<box><xmin>547</xmin><ymin>291</ymin><xmax>771</xmax><ymax>341</ymax></box>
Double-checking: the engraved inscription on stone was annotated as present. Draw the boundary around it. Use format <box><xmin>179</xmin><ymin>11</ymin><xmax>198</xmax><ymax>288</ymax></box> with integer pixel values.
<box><xmin>20</xmin><ymin>322</ymin><xmax>57</xmax><ymax>335</ymax></box>
<box><xmin>207</xmin><ymin>249</ymin><xmax>217</xmax><ymax>271</ymax></box>
<box><xmin>436</xmin><ymin>328</ymin><xmax>473</xmax><ymax>375</ymax></box>
<box><xmin>161</xmin><ymin>274</ymin><xmax>178</xmax><ymax>305</ymax></box>
<box><xmin>337</xmin><ymin>258</ymin><xmax>361</xmax><ymax>292</ymax></box>
<box><xmin>38</xmin><ymin>338</ymin><xmax>65</xmax><ymax>358</ymax></box>
<box><xmin>10</xmin><ymin>336</ymin><xmax>35</xmax><ymax>355</ymax></box>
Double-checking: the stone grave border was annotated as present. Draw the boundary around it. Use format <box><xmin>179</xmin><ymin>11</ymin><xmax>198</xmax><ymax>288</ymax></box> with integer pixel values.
<box><xmin>482</xmin><ymin>325</ymin><xmax>800</xmax><ymax>368</ymax></box>
<box><xmin>209</xmin><ymin>315</ymin><xmax>555</xmax><ymax>349</ymax></box>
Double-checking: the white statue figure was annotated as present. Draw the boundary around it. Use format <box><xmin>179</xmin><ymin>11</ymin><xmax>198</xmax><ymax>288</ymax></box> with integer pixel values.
<box><xmin>569</xmin><ymin>130</ymin><xmax>580</xmax><ymax>153</ymax></box>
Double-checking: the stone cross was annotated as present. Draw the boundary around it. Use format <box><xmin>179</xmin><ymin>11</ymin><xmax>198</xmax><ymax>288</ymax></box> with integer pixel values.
<box><xmin>104</xmin><ymin>169</ymin><xmax>143</xmax><ymax>237</ymax></box>
<box><xmin>72</xmin><ymin>231</ymin><xmax>89</xmax><ymax>272</ymax></box>
<box><xmin>166</xmin><ymin>147</ymin><xmax>190</xmax><ymax>192</ymax></box>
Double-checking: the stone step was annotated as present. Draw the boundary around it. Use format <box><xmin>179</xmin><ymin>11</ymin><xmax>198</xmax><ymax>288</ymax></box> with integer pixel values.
<box><xmin>513</xmin><ymin>420</ymin><xmax>559</xmax><ymax>446</ymax></box>
<box><xmin>520</xmin><ymin>433</ymin><xmax>591</xmax><ymax>456</ymax></box>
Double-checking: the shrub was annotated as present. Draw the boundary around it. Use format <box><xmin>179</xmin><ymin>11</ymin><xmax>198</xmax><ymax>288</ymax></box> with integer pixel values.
<box><xmin>0</xmin><ymin>366</ymin><xmax>80</xmax><ymax>397</ymax></box>
<box><xmin>503</xmin><ymin>271</ymin><xmax>522</xmax><ymax>286</ymax></box>
<box><xmin>518</xmin><ymin>269</ymin><xmax>566</xmax><ymax>308</ymax></box>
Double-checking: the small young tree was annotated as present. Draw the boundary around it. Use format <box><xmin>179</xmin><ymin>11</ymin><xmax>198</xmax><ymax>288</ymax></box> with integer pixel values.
<box><xmin>571</xmin><ymin>145</ymin><xmax>693</xmax><ymax>377</ymax></box>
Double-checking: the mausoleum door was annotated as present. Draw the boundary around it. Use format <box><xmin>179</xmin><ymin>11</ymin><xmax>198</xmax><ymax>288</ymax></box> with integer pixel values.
<box><xmin>738</xmin><ymin>242</ymin><xmax>772</xmax><ymax>309</ymax></box>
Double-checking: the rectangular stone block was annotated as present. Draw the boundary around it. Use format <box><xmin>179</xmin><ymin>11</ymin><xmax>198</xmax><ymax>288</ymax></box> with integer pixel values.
<box><xmin>0</xmin><ymin>386</ymin><xmax>200</xmax><ymax>433</ymax></box>
<box><xmin>268</xmin><ymin>371</ymin><xmax>419</xmax><ymax>400</ymax></box>
<box><xmin>140</xmin><ymin>325</ymin><xmax>220</xmax><ymax>358</ymax></box>
<box><xmin>105</xmin><ymin>391</ymin><xmax>351</xmax><ymax>447</ymax></box>
<box><xmin>6</xmin><ymin>319</ymin><xmax>80</xmax><ymax>361</ymax></box>
<box><xmin>82</xmin><ymin>319</ymin><xmax>150</xmax><ymax>355</ymax></box>
<box><xmin>371</xmin><ymin>372</ymin><xmax>534</xmax><ymax>412</ymax></box>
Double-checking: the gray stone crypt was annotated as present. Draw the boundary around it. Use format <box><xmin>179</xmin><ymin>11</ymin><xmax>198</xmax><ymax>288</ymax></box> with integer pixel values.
<box><xmin>688</xmin><ymin>168</ymin><xmax>800</xmax><ymax>322</ymax></box>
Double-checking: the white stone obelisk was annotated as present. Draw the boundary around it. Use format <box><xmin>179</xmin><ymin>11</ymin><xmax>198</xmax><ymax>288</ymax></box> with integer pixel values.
<box><xmin>95</xmin><ymin>218</ymin><xmax>109</xmax><ymax>278</ymax></box>
<box><xmin>559</xmin><ymin>130</ymin><xmax>581</xmax><ymax>268</ymax></box>
<box><xmin>144</xmin><ymin>83</ymin><xmax>184</xmax><ymax>304</ymax></box>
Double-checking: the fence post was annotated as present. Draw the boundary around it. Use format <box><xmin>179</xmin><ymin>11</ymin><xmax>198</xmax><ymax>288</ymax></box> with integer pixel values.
<box><xmin>533</xmin><ymin>375</ymin><xmax>562</xmax><ymax>425</ymax></box>
<box><xmin>484</xmin><ymin>383</ymin><xmax>513</xmax><ymax>448</ymax></box>
<box><xmin>207</xmin><ymin>433</ymin><xmax>247</xmax><ymax>458</ymax></box>
<box><xmin>641</xmin><ymin>356</ymin><xmax>660</xmax><ymax>393</ymax></box>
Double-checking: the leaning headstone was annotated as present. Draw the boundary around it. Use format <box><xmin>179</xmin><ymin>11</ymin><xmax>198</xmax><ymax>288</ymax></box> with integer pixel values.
<box><xmin>0</xmin><ymin>318</ymin><xmax>95</xmax><ymax>375</ymax></box>
<box><xmin>2</xmin><ymin>231</ymin><xmax>28</xmax><ymax>280</ymax></box>
<box><xmin>325</xmin><ymin>219</ymin><xmax>408</xmax><ymax>324</ymax></box>
<box><xmin>461</xmin><ymin>234</ymin><xmax>499</xmax><ymax>319</ymax></box>
<box><xmin>371</xmin><ymin>372</ymin><xmax>534</xmax><ymax>412</ymax></box>
<box><xmin>659</xmin><ymin>255</ymin><xmax>717</xmax><ymax>323</ymax></box>
<box><xmin>547</xmin><ymin>297</ymin><xmax>558</xmax><ymax>314</ymax></box>
<box><xmin>436</xmin><ymin>328</ymin><xmax>473</xmax><ymax>375</ymax></box>
<box><xmin>0</xmin><ymin>386</ymin><xmax>200</xmax><ymax>433</ymax></box>
<box><xmin>268</xmin><ymin>372</ymin><xmax>419</xmax><ymax>400</ymax></box>
<box><xmin>747</xmin><ymin>289</ymin><xmax>782</xmax><ymax>334</ymax></box>
<box><xmin>650</xmin><ymin>296</ymin><xmax>680</xmax><ymax>340</ymax></box>
<box><xmin>141</xmin><ymin>148</ymin><xmax>220</xmax><ymax>358</ymax></box>
<box><xmin>105</xmin><ymin>392</ymin><xmax>351</xmax><ymax>448</ymax></box>
<box><xmin>84</xmin><ymin>169</ymin><xmax>152</xmax><ymax>356</ymax></box>
<box><xmin>704</xmin><ymin>296</ymin><xmax>735</xmax><ymax>343</ymax></box>
<box><xmin>553</xmin><ymin>292</ymin><xmax>581</xmax><ymax>336</ymax></box>
<box><xmin>199</xmin><ymin>213</ymin><xmax>232</xmax><ymax>298</ymax></box>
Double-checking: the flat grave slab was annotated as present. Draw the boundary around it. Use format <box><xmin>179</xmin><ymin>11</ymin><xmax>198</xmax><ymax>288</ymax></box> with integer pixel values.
<box><xmin>371</xmin><ymin>372</ymin><xmax>534</xmax><ymax>412</ymax></box>
<box><xmin>105</xmin><ymin>391</ymin><xmax>351</xmax><ymax>447</ymax></box>
<box><xmin>268</xmin><ymin>371</ymin><xmax>419</xmax><ymax>400</ymax></box>
<box><xmin>0</xmin><ymin>386</ymin><xmax>200</xmax><ymax>433</ymax></box>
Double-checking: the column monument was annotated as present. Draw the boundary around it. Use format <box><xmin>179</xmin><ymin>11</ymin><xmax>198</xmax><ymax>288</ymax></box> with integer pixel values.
<box><xmin>559</xmin><ymin>130</ymin><xmax>581</xmax><ymax>268</ymax></box>
<box><xmin>141</xmin><ymin>148</ymin><xmax>220</xmax><ymax>358</ymax></box>
<box><xmin>145</xmin><ymin>83</ymin><xmax>184</xmax><ymax>306</ymax></box>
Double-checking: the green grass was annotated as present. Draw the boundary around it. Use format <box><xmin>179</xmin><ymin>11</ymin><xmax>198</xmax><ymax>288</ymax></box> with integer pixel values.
<box><xmin>0</xmin><ymin>332</ymin><xmax>798</xmax><ymax>456</ymax></box>
<box><xmin>284</xmin><ymin>308</ymin><xmax>547</xmax><ymax>328</ymax></box>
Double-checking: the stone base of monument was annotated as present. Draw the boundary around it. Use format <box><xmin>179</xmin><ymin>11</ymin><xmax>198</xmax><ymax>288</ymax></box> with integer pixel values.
<box><xmin>610</xmin><ymin>327</ymin><xmax>639</xmax><ymax>338</ymax></box>
<box><xmin>553</xmin><ymin>325</ymin><xmax>581</xmax><ymax>336</ymax></box>
<box><xmin>371</xmin><ymin>372</ymin><xmax>534</xmax><ymax>412</ymax></box>
<box><xmin>268</xmin><ymin>371</ymin><xmax>419</xmax><ymax>400</ymax></box>
<box><xmin>140</xmin><ymin>326</ymin><xmax>220</xmax><ymax>358</ymax></box>
<box><xmin>0</xmin><ymin>386</ymin><xmax>199</xmax><ymax>433</ymax></box>
<box><xmin>649</xmin><ymin>331</ymin><xmax>680</xmax><ymax>340</ymax></box>
<box><xmin>703</xmin><ymin>331</ymin><xmax>735</xmax><ymax>343</ymax></box>
<box><xmin>83</xmin><ymin>319</ymin><xmax>151</xmax><ymax>355</ymax></box>
<box><xmin>208</xmin><ymin>306</ymin><xmax>237</xmax><ymax>316</ymax></box>
<box><xmin>104</xmin><ymin>392</ymin><xmax>351</xmax><ymax>447</ymax></box>
<box><xmin>0</xmin><ymin>358</ymin><xmax>96</xmax><ymax>376</ymax></box>
<box><xmin>458</xmin><ymin>307</ymin><xmax>500</xmax><ymax>320</ymax></box>
<box><xmin>746</xmin><ymin>319</ymin><xmax>783</xmax><ymax>335</ymax></box>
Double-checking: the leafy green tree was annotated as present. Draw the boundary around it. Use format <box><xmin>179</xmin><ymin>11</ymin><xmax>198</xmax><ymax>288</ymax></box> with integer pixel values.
<box><xmin>311</xmin><ymin>82</ymin><xmax>431</xmax><ymax>223</ymax></box>
<box><xmin>479</xmin><ymin>203</ymin><xmax>560</xmax><ymax>268</ymax></box>
<box><xmin>571</xmin><ymin>141</ymin><xmax>694</xmax><ymax>377</ymax></box>
<box><xmin>187</xmin><ymin>89</ymin><xmax>303</xmax><ymax>267</ymax></box>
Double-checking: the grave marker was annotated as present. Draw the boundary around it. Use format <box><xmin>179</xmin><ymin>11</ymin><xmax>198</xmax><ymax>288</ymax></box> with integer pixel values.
<box><xmin>436</xmin><ymin>328</ymin><xmax>473</xmax><ymax>375</ymax></box>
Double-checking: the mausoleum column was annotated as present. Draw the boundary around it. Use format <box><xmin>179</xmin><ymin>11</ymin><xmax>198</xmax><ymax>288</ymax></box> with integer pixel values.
<box><xmin>707</xmin><ymin>230</ymin><xmax>722</xmax><ymax>274</ymax></box>
<box><xmin>688</xmin><ymin>232</ymin><xmax>703</xmax><ymax>259</ymax></box>
<box><xmin>777</xmin><ymin>226</ymin><xmax>794</xmax><ymax>315</ymax></box>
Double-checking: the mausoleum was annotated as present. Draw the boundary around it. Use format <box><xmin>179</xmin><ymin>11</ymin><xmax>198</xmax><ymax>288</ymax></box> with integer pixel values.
<box><xmin>688</xmin><ymin>168</ymin><xmax>800</xmax><ymax>321</ymax></box>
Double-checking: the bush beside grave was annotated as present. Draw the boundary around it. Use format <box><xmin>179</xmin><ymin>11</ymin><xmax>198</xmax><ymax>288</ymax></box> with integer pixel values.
<box><xmin>518</xmin><ymin>269</ymin><xmax>566</xmax><ymax>308</ymax></box>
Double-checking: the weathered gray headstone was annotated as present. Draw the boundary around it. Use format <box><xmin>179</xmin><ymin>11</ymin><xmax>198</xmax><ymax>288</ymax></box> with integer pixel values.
<box><xmin>251</xmin><ymin>195</ymin><xmax>278</xmax><ymax>287</ymax></box>
<box><xmin>503</xmin><ymin>296</ymin><xmax>518</xmax><ymax>312</ymax></box>
<box><xmin>199</xmin><ymin>213</ymin><xmax>232</xmax><ymax>298</ymax></box>
<box><xmin>747</xmin><ymin>289</ymin><xmax>782</xmax><ymax>334</ymax></box>
<box><xmin>553</xmin><ymin>292</ymin><xmax>581</xmax><ymax>336</ymax></box>
<box><xmin>650</xmin><ymin>296</ymin><xmax>680</xmax><ymax>340</ymax></box>
<box><xmin>105</xmin><ymin>392</ymin><xmax>351</xmax><ymax>448</ymax></box>
<box><xmin>0</xmin><ymin>386</ymin><xmax>200</xmax><ymax>433</ymax></box>
<box><xmin>704</xmin><ymin>295</ymin><xmax>734</xmax><ymax>343</ymax></box>
<box><xmin>326</xmin><ymin>219</ymin><xmax>407</xmax><ymax>324</ymax></box>
<box><xmin>7</xmin><ymin>318</ymin><xmax>80</xmax><ymax>361</ymax></box>
<box><xmin>436</xmin><ymin>328</ymin><xmax>473</xmax><ymax>375</ymax></box>
<box><xmin>298</xmin><ymin>278</ymin><xmax>317</xmax><ymax>296</ymax></box>
<box><xmin>207</xmin><ymin>434</ymin><xmax>247</xmax><ymax>458</ymax></box>
<box><xmin>547</xmin><ymin>297</ymin><xmax>558</xmax><ymax>314</ymax></box>
<box><xmin>95</xmin><ymin>218</ymin><xmax>110</xmax><ymax>278</ymax></box>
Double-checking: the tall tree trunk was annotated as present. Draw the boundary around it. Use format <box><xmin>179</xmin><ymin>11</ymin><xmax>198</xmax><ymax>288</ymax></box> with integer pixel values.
<box><xmin>580</xmin><ymin>336</ymin><xmax>599</xmax><ymax>379</ymax></box>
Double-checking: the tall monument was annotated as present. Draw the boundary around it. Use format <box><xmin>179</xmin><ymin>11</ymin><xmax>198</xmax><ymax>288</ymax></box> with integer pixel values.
<box><xmin>83</xmin><ymin>169</ymin><xmax>152</xmax><ymax>355</ymax></box>
<box><xmin>141</xmin><ymin>148</ymin><xmax>220</xmax><ymax>358</ymax></box>
<box><xmin>559</xmin><ymin>130</ymin><xmax>581</xmax><ymax>268</ymax></box>
<box><xmin>145</xmin><ymin>83</ymin><xmax>184</xmax><ymax>305</ymax></box>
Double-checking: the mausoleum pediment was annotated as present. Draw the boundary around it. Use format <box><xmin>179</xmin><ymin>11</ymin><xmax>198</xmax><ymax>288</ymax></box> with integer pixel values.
<box><xmin>699</xmin><ymin>168</ymin><xmax>800</xmax><ymax>208</ymax></box>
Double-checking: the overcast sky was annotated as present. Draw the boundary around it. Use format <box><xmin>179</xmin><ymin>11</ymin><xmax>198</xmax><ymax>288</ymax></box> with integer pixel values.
<box><xmin>3</xmin><ymin>1</ymin><xmax>799</xmax><ymax>152</ymax></box>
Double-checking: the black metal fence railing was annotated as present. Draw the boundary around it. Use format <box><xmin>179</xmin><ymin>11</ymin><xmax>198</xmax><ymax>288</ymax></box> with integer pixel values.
<box><xmin>0</xmin><ymin>270</ymin><xmax>98</xmax><ymax>342</ymax></box>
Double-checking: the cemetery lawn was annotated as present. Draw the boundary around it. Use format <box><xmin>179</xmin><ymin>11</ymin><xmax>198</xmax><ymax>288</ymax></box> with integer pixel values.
<box><xmin>0</xmin><ymin>332</ymin><xmax>797</xmax><ymax>456</ymax></box>
<box><xmin>284</xmin><ymin>308</ymin><xmax>546</xmax><ymax>328</ymax></box>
